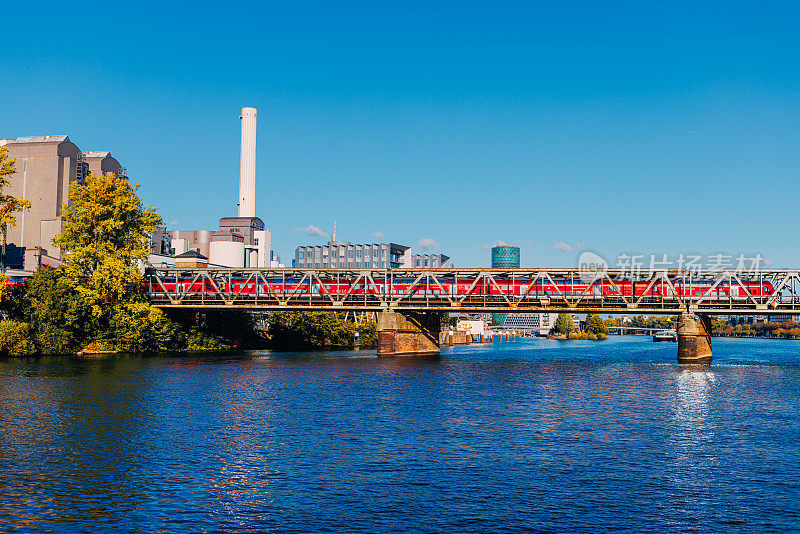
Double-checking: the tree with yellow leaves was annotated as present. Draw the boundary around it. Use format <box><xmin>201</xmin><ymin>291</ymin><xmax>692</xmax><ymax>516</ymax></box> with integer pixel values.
<box><xmin>0</xmin><ymin>146</ymin><xmax>32</xmax><ymax>274</ymax></box>
<box><xmin>54</xmin><ymin>172</ymin><xmax>162</xmax><ymax>319</ymax></box>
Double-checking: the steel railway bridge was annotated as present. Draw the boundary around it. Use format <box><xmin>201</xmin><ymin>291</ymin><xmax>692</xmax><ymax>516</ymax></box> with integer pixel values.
<box><xmin>145</xmin><ymin>267</ymin><xmax>800</xmax><ymax>363</ymax></box>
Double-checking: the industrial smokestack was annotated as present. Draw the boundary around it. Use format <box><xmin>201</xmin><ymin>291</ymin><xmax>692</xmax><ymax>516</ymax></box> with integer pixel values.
<box><xmin>238</xmin><ymin>107</ymin><xmax>257</xmax><ymax>217</ymax></box>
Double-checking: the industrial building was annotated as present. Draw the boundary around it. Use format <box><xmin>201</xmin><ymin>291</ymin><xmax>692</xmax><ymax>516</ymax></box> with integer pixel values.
<box><xmin>169</xmin><ymin>107</ymin><xmax>283</xmax><ymax>268</ymax></box>
<box><xmin>0</xmin><ymin>135</ymin><xmax>125</xmax><ymax>269</ymax></box>
<box><xmin>491</xmin><ymin>244</ymin><xmax>521</xmax><ymax>324</ymax></box>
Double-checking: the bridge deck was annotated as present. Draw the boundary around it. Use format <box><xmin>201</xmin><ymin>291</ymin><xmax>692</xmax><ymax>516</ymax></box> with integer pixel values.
<box><xmin>145</xmin><ymin>267</ymin><xmax>800</xmax><ymax>315</ymax></box>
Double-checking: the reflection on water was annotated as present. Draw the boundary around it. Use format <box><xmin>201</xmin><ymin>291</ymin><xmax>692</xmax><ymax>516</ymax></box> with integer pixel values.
<box><xmin>1</xmin><ymin>337</ymin><xmax>800</xmax><ymax>533</ymax></box>
<box><xmin>674</xmin><ymin>367</ymin><xmax>716</xmax><ymax>424</ymax></box>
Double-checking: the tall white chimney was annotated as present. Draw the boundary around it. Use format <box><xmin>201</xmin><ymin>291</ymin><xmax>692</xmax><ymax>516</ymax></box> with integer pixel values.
<box><xmin>238</xmin><ymin>107</ymin><xmax>257</xmax><ymax>217</ymax></box>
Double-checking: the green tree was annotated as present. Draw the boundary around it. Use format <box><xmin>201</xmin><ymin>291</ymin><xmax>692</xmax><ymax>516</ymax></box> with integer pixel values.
<box><xmin>110</xmin><ymin>302</ymin><xmax>181</xmax><ymax>352</ymax></box>
<box><xmin>585</xmin><ymin>313</ymin><xmax>608</xmax><ymax>335</ymax></box>
<box><xmin>53</xmin><ymin>172</ymin><xmax>161</xmax><ymax>319</ymax></box>
<box><xmin>0</xmin><ymin>320</ymin><xmax>35</xmax><ymax>356</ymax></box>
<box><xmin>267</xmin><ymin>311</ymin><xmax>356</xmax><ymax>350</ymax></box>
<box><xmin>25</xmin><ymin>267</ymin><xmax>96</xmax><ymax>354</ymax></box>
<box><xmin>554</xmin><ymin>313</ymin><xmax>574</xmax><ymax>335</ymax></box>
<box><xmin>0</xmin><ymin>146</ymin><xmax>32</xmax><ymax>272</ymax></box>
<box><xmin>357</xmin><ymin>318</ymin><xmax>378</xmax><ymax>348</ymax></box>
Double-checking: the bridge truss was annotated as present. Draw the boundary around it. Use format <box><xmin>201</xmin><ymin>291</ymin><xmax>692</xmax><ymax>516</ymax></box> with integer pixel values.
<box><xmin>144</xmin><ymin>267</ymin><xmax>800</xmax><ymax>315</ymax></box>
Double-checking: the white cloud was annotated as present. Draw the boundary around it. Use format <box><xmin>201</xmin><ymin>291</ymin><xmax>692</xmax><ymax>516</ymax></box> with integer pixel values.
<box><xmin>554</xmin><ymin>241</ymin><xmax>572</xmax><ymax>252</ymax></box>
<box><xmin>419</xmin><ymin>237</ymin><xmax>439</xmax><ymax>249</ymax></box>
<box><xmin>372</xmin><ymin>231</ymin><xmax>385</xmax><ymax>239</ymax></box>
<box><xmin>295</xmin><ymin>225</ymin><xmax>327</xmax><ymax>237</ymax></box>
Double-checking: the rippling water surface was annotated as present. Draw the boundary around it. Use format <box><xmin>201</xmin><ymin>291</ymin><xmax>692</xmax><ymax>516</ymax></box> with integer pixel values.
<box><xmin>1</xmin><ymin>336</ymin><xmax>799</xmax><ymax>533</ymax></box>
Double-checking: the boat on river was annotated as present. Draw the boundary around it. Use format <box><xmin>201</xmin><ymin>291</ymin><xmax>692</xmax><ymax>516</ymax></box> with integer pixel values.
<box><xmin>653</xmin><ymin>330</ymin><xmax>677</xmax><ymax>342</ymax></box>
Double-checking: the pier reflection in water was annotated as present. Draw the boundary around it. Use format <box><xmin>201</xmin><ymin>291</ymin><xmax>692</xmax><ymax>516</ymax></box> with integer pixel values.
<box><xmin>1</xmin><ymin>337</ymin><xmax>799</xmax><ymax>533</ymax></box>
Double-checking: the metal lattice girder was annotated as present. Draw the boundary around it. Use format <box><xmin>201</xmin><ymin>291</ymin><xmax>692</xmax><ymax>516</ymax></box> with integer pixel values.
<box><xmin>144</xmin><ymin>267</ymin><xmax>800</xmax><ymax>315</ymax></box>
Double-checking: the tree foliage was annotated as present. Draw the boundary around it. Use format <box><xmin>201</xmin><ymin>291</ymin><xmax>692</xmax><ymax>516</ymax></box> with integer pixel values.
<box><xmin>267</xmin><ymin>311</ymin><xmax>356</xmax><ymax>350</ymax></box>
<box><xmin>110</xmin><ymin>302</ymin><xmax>181</xmax><ymax>352</ymax></box>
<box><xmin>357</xmin><ymin>317</ymin><xmax>378</xmax><ymax>349</ymax></box>
<box><xmin>53</xmin><ymin>172</ymin><xmax>161</xmax><ymax>318</ymax></box>
<box><xmin>0</xmin><ymin>146</ymin><xmax>32</xmax><ymax>231</ymax></box>
<box><xmin>554</xmin><ymin>313</ymin><xmax>574</xmax><ymax>335</ymax></box>
<box><xmin>0</xmin><ymin>320</ymin><xmax>35</xmax><ymax>356</ymax></box>
<box><xmin>585</xmin><ymin>314</ymin><xmax>608</xmax><ymax>335</ymax></box>
<box><xmin>26</xmin><ymin>267</ymin><xmax>95</xmax><ymax>354</ymax></box>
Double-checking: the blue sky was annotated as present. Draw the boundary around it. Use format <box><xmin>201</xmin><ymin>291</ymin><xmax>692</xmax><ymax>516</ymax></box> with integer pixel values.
<box><xmin>1</xmin><ymin>1</ymin><xmax>798</xmax><ymax>267</ymax></box>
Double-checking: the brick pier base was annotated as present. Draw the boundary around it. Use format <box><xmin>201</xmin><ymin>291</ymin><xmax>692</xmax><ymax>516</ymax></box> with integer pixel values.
<box><xmin>677</xmin><ymin>313</ymin><xmax>713</xmax><ymax>364</ymax></box>
<box><xmin>377</xmin><ymin>311</ymin><xmax>440</xmax><ymax>357</ymax></box>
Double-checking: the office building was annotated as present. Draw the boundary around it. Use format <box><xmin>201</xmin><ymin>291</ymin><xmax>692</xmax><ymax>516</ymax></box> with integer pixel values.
<box><xmin>294</xmin><ymin>234</ymin><xmax>409</xmax><ymax>269</ymax></box>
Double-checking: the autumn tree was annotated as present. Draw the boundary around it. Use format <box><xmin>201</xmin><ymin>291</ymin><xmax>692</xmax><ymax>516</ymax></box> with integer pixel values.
<box><xmin>0</xmin><ymin>146</ymin><xmax>32</xmax><ymax>273</ymax></box>
<box><xmin>53</xmin><ymin>172</ymin><xmax>161</xmax><ymax>318</ymax></box>
<box><xmin>554</xmin><ymin>313</ymin><xmax>574</xmax><ymax>335</ymax></box>
<box><xmin>585</xmin><ymin>313</ymin><xmax>608</xmax><ymax>335</ymax></box>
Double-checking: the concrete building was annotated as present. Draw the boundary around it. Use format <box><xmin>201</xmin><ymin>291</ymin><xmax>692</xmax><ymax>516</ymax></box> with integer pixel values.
<box><xmin>0</xmin><ymin>135</ymin><xmax>124</xmax><ymax>269</ymax></box>
<box><xmin>404</xmin><ymin>253</ymin><xmax>451</xmax><ymax>268</ymax></box>
<box><xmin>150</xmin><ymin>226</ymin><xmax>172</xmax><ymax>256</ymax></box>
<box><xmin>294</xmin><ymin>237</ymin><xmax>409</xmax><ymax>269</ymax></box>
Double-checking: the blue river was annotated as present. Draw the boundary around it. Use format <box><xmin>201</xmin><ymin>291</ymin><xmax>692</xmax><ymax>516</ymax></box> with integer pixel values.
<box><xmin>1</xmin><ymin>336</ymin><xmax>799</xmax><ymax>533</ymax></box>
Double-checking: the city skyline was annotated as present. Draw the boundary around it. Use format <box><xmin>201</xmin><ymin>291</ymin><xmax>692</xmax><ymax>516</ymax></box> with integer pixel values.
<box><xmin>2</xmin><ymin>2</ymin><xmax>798</xmax><ymax>267</ymax></box>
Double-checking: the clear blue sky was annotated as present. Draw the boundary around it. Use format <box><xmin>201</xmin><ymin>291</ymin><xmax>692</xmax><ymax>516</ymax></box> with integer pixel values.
<box><xmin>2</xmin><ymin>1</ymin><xmax>798</xmax><ymax>267</ymax></box>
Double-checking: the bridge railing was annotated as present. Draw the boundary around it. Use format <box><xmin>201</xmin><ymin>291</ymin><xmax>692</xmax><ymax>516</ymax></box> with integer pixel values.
<box><xmin>144</xmin><ymin>267</ymin><xmax>800</xmax><ymax>314</ymax></box>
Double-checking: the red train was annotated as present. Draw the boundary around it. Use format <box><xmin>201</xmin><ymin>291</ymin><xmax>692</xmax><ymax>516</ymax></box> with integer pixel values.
<box><xmin>148</xmin><ymin>276</ymin><xmax>775</xmax><ymax>299</ymax></box>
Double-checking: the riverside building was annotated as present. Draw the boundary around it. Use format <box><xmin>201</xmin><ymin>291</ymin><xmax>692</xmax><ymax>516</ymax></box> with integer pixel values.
<box><xmin>0</xmin><ymin>135</ymin><xmax>125</xmax><ymax>269</ymax></box>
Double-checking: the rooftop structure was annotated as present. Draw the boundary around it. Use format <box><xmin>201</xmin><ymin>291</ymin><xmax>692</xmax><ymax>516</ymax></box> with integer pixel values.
<box><xmin>405</xmin><ymin>253</ymin><xmax>451</xmax><ymax>268</ymax></box>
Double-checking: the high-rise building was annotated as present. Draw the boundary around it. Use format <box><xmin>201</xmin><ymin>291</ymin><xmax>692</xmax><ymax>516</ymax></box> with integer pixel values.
<box><xmin>0</xmin><ymin>135</ymin><xmax>124</xmax><ymax>268</ymax></box>
<box><xmin>491</xmin><ymin>245</ymin><xmax>520</xmax><ymax>269</ymax></box>
<box><xmin>491</xmin><ymin>245</ymin><xmax>521</xmax><ymax>324</ymax></box>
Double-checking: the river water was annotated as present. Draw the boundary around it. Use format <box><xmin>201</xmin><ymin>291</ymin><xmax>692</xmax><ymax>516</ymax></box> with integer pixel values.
<box><xmin>1</xmin><ymin>336</ymin><xmax>799</xmax><ymax>533</ymax></box>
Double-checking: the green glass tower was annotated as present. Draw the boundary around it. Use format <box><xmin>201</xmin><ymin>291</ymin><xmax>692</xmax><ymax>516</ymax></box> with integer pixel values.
<box><xmin>491</xmin><ymin>245</ymin><xmax>520</xmax><ymax>324</ymax></box>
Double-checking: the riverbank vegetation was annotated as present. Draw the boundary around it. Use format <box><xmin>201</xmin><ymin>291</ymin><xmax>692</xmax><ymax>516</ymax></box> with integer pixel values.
<box><xmin>0</xmin><ymin>171</ymin><xmax>268</xmax><ymax>356</ymax></box>
<box><xmin>711</xmin><ymin>319</ymin><xmax>800</xmax><ymax>339</ymax></box>
<box><xmin>552</xmin><ymin>313</ymin><xmax>607</xmax><ymax>340</ymax></box>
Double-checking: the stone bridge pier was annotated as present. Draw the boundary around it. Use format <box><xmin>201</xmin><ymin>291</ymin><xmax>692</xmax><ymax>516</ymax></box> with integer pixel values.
<box><xmin>677</xmin><ymin>313</ymin><xmax>713</xmax><ymax>364</ymax></box>
<box><xmin>377</xmin><ymin>311</ymin><xmax>440</xmax><ymax>357</ymax></box>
